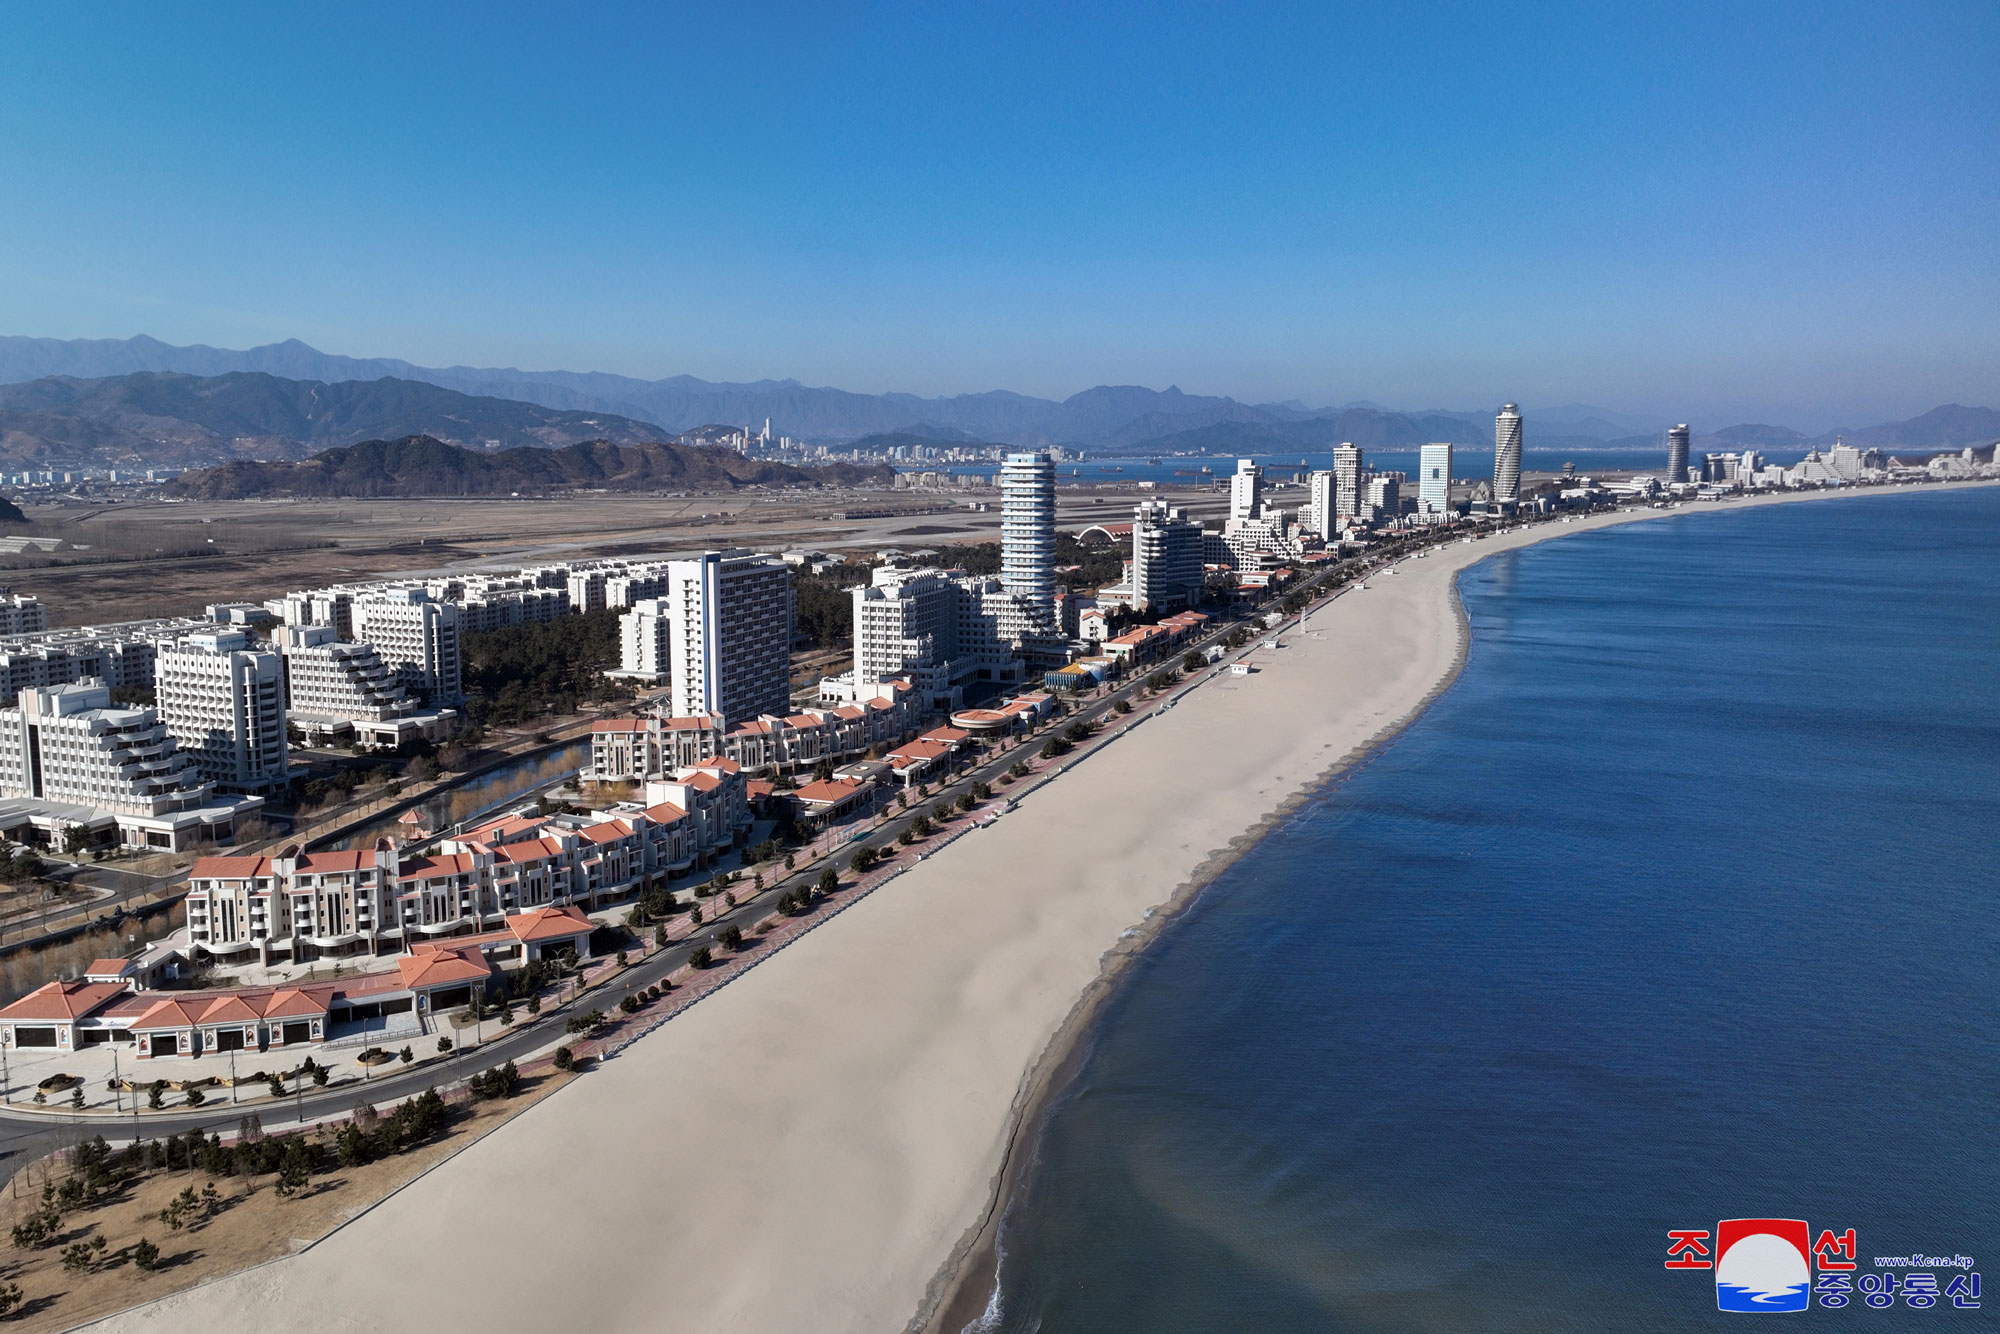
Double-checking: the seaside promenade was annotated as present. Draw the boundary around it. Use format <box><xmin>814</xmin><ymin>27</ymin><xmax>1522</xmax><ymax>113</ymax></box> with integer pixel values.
<box><xmin>101</xmin><ymin>483</ymin><xmax>1993</xmax><ymax>1334</ymax></box>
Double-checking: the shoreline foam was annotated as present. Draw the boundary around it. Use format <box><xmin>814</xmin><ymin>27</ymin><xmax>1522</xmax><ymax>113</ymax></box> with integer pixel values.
<box><xmin>96</xmin><ymin>482</ymin><xmax>1995</xmax><ymax>1334</ymax></box>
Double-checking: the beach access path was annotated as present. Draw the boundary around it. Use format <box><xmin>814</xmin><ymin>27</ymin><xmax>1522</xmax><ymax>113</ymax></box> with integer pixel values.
<box><xmin>97</xmin><ymin>484</ymin><xmax>1991</xmax><ymax>1334</ymax></box>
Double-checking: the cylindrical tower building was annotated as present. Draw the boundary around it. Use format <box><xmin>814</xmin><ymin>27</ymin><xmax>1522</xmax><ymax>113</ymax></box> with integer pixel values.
<box><xmin>1667</xmin><ymin>424</ymin><xmax>1690</xmax><ymax>484</ymax></box>
<box><xmin>1493</xmin><ymin>403</ymin><xmax>1523</xmax><ymax>504</ymax></box>
<box><xmin>999</xmin><ymin>451</ymin><xmax>1056</xmax><ymax>611</ymax></box>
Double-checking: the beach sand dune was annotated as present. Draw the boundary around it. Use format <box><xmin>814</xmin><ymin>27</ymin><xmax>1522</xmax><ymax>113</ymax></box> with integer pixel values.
<box><xmin>97</xmin><ymin>487</ymin><xmax>1983</xmax><ymax>1334</ymax></box>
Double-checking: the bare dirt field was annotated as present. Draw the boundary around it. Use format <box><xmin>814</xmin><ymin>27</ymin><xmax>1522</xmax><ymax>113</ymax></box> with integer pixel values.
<box><xmin>5</xmin><ymin>488</ymin><xmax>1207</xmax><ymax>625</ymax></box>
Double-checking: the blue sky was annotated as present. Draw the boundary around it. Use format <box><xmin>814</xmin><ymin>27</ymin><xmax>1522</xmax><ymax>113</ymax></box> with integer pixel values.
<box><xmin>0</xmin><ymin>1</ymin><xmax>1994</xmax><ymax>429</ymax></box>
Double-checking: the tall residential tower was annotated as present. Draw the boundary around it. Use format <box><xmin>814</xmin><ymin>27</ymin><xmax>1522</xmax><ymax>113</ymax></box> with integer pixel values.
<box><xmin>663</xmin><ymin>551</ymin><xmax>793</xmax><ymax>722</ymax></box>
<box><xmin>1493</xmin><ymin>404</ymin><xmax>1523</xmax><ymax>506</ymax></box>
<box><xmin>1419</xmin><ymin>443</ymin><xmax>1453</xmax><ymax>515</ymax></box>
<box><xmin>1667</xmin><ymin>424</ymin><xmax>1690</xmax><ymax>484</ymax></box>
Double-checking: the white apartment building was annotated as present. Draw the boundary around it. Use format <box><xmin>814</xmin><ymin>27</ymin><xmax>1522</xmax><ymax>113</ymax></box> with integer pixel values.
<box><xmin>1130</xmin><ymin>499</ymin><xmax>1205</xmax><ymax>612</ymax></box>
<box><xmin>353</xmin><ymin>592</ymin><xmax>463</xmax><ymax>707</ymax></box>
<box><xmin>155</xmin><ymin>629</ymin><xmax>290</xmax><ymax>795</ymax></box>
<box><xmin>848</xmin><ymin>566</ymin><xmax>1022</xmax><ymax>711</ymax></box>
<box><xmin>278</xmin><ymin>624</ymin><xmax>454</xmax><ymax>746</ymax></box>
<box><xmin>0</xmin><ymin>590</ymin><xmax>46</xmax><ymax>637</ymax></box>
<box><xmin>1365</xmin><ymin>475</ymin><xmax>1401</xmax><ymax>521</ymax></box>
<box><xmin>186</xmin><ymin>761</ymin><xmax>750</xmax><ymax>964</ymax></box>
<box><xmin>1229</xmin><ymin>458</ymin><xmax>1263</xmax><ymax>521</ymax></box>
<box><xmin>997</xmin><ymin>452</ymin><xmax>1059</xmax><ymax>647</ymax></box>
<box><xmin>1306</xmin><ymin>470</ymin><xmax>1337</xmax><ymax>541</ymax></box>
<box><xmin>662</xmin><ymin>551</ymin><xmax>792</xmax><ymax>722</ymax></box>
<box><xmin>1419</xmin><ymin>443</ymin><xmax>1454</xmax><ymax>515</ymax></box>
<box><xmin>615</xmin><ymin>597</ymin><xmax>672</xmax><ymax>684</ymax></box>
<box><xmin>1332</xmin><ymin>444</ymin><xmax>1364</xmax><ymax>521</ymax></box>
<box><xmin>0</xmin><ymin>682</ymin><xmax>262</xmax><ymax>851</ymax></box>
<box><xmin>567</xmin><ymin>569</ymin><xmax>607</xmax><ymax>613</ymax></box>
<box><xmin>0</xmin><ymin>618</ymin><xmax>210</xmax><ymax>698</ymax></box>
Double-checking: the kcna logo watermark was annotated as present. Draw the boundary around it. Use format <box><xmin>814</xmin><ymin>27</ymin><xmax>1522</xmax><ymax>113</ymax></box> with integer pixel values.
<box><xmin>1666</xmin><ymin>1219</ymin><xmax>1979</xmax><ymax>1313</ymax></box>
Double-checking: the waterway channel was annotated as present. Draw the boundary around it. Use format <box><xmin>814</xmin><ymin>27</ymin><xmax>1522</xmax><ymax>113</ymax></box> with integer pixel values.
<box><xmin>321</xmin><ymin>739</ymin><xmax>592</xmax><ymax>851</ymax></box>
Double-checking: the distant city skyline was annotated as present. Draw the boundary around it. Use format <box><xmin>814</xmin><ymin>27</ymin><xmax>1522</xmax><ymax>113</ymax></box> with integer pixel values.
<box><xmin>0</xmin><ymin>5</ymin><xmax>1994</xmax><ymax>432</ymax></box>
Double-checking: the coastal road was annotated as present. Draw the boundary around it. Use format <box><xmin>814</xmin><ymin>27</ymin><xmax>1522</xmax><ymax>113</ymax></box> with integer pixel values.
<box><xmin>0</xmin><ymin>530</ymin><xmax>1437</xmax><ymax>1163</ymax></box>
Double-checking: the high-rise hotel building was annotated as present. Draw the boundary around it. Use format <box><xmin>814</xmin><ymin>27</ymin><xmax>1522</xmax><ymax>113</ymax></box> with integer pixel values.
<box><xmin>997</xmin><ymin>452</ymin><xmax>1060</xmax><ymax>648</ymax></box>
<box><xmin>1419</xmin><ymin>443</ymin><xmax>1453</xmax><ymax>515</ymax></box>
<box><xmin>1332</xmin><ymin>443</ymin><xmax>1365</xmax><ymax>520</ymax></box>
<box><xmin>1667</xmin><ymin>424</ymin><xmax>1691</xmax><ymax>484</ymax></box>
<box><xmin>155</xmin><ymin>628</ymin><xmax>290</xmax><ymax>795</ymax></box>
<box><xmin>1493</xmin><ymin>404</ymin><xmax>1523</xmax><ymax>505</ymax></box>
<box><xmin>662</xmin><ymin>551</ymin><xmax>793</xmax><ymax>723</ymax></box>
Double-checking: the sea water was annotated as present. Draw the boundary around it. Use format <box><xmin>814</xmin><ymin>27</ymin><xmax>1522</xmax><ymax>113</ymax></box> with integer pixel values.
<box><xmin>982</xmin><ymin>486</ymin><xmax>2000</xmax><ymax>1331</ymax></box>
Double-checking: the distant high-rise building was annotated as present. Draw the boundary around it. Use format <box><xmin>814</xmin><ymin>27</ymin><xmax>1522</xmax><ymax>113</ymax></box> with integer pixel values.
<box><xmin>1130</xmin><ymin>499</ymin><xmax>1205</xmax><ymax>612</ymax></box>
<box><xmin>1493</xmin><ymin>404</ymin><xmax>1523</xmax><ymax>505</ymax></box>
<box><xmin>1306</xmin><ymin>470</ymin><xmax>1337</xmax><ymax>539</ymax></box>
<box><xmin>1419</xmin><ymin>443</ymin><xmax>1453</xmax><ymax>515</ymax></box>
<box><xmin>998</xmin><ymin>452</ymin><xmax>1060</xmax><ymax>650</ymax></box>
<box><xmin>663</xmin><ymin>551</ymin><xmax>793</xmax><ymax>722</ymax></box>
<box><xmin>999</xmin><ymin>452</ymin><xmax>1056</xmax><ymax>608</ymax></box>
<box><xmin>1228</xmin><ymin>458</ymin><xmax>1263</xmax><ymax>522</ymax></box>
<box><xmin>1364</xmin><ymin>475</ymin><xmax>1400</xmax><ymax>520</ymax></box>
<box><xmin>1332</xmin><ymin>443</ymin><xmax>1364</xmax><ymax>520</ymax></box>
<box><xmin>1667</xmin><ymin>424</ymin><xmax>1690</xmax><ymax>484</ymax></box>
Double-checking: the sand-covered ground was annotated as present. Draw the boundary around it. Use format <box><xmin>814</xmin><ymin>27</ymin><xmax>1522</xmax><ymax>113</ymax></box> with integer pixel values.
<box><xmin>96</xmin><ymin>484</ymin><xmax>1990</xmax><ymax>1334</ymax></box>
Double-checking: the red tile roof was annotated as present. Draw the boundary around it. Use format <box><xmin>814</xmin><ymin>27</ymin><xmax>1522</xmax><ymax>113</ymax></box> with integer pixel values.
<box><xmin>399</xmin><ymin>852</ymin><xmax>481</xmax><ymax>877</ymax></box>
<box><xmin>793</xmin><ymin>777</ymin><xmax>870</xmax><ymax>806</ymax></box>
<box><xmin>0</xmin><ymin>980</ymin><xmax>127</xmax><ymax>1023</ymax></box>
<box><xmin>84</xmin><ymin>958</ymin><xmax>132</xmax><ymax>977</ymax></box>
<box><xmin>591</xmin><ymin>718</ymin><xmax>649</xmax><ymax>733</ymax></box>
<box><xmin>260</xmin><ymin>987</ymin><xmax>333</xmax><ymax>1019</ymax></box>
<box><xmin>396</xmin><ymin>949</ymin><xmax>492</xmax><ymax>990</ymax></box>
<box><xmin>642</xmin><ymin>801</ymin><xmax>687</xmax><ymax>824</ymax></box>
<box><xmin>188</xmin><ymin>855</ymin><xmax>272</xmax><ymax>880</ymax></box>
<box><xmin>130</xmin><ymin>997</ymin><xmax>208</xmax><ymax>1031</ymax></box>
<box><xmin>294</xmin><ymin>850</ymin><xmax>376</xmax><ymax>872</ymax></box>
<box><xmin>504</xmin><ymin>905</ymin><xmax>595</xmax><ymax>943</ymax></box>
<box><xmin>197</xmin><ymin>994</ymin><xmax>263</xmax><ymax>1026</ymax></box>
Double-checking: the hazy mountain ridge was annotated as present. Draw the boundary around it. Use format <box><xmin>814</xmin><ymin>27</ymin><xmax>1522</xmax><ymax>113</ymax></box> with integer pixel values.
<box><xmin>0</xmin><ymin>371</ymin><xmax>668</xmax><ymax>468</ymax></box>
<box><xmin>162</xmin><ymin>435</ymin><xmax>892</xmax><ymax>499</ymax></box>
<box><xmin>0</xmin><ymin>337</ymin><xmax>1993</xmax><ymax>459</ymax></box>
<box><xmin>0</xmin><ymin>337</ymin><xmax>1309</xmax><ymax>446</ymax></box>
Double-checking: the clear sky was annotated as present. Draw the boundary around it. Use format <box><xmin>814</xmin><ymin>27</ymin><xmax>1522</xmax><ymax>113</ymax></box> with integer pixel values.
<box><xmin>1</xmin><ymin>1</ymin><xmax>1994</xmax><ymax>429</ymax></box>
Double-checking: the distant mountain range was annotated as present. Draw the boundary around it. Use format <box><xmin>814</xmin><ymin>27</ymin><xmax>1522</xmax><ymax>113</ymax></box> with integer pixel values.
<box><xmin>0</xmin><ymin>371</ymin><xmax>668</xmax><ymax>469</ymax></box>
<box><xmin>0</xmin><ymin>337</ymin><xmax>1994</xmax><ymax>465</ymax></box>
<box><xmin>163</xmin><ymin>435</ymin><xmax>892</xmax><ymax>500</ymax></box>
<box><xmin>0</xmin><ymin>335</ymin><xmax>1558</xmax><ymax>450</ymax></box>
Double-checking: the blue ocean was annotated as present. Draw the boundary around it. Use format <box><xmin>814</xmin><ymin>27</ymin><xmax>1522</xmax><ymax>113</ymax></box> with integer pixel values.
<box><xmin>979</xmin><ymin>486</ymin><xmax>2000</xmax><ymax>1331</ymax></box>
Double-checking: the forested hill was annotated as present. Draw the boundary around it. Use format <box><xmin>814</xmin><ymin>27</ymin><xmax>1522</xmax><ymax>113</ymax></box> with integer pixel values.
<box><xmin>0</xmin><ymin>370</ymin><xmax>670</xmax><ymax>468</ymax></box>
<box><xmin>164</xmin><ymin>435</ymin><xmax>894</xmax><ymax>498</ymax></box>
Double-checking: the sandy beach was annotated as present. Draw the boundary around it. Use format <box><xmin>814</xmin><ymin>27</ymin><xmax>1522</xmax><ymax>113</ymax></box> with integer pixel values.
<box><xmin>97</xmin><ymin>483</ymin><xmax>1991</xmax><ymax>1334</ymax></box>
